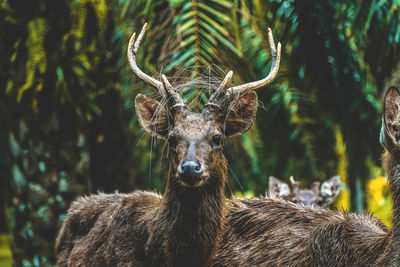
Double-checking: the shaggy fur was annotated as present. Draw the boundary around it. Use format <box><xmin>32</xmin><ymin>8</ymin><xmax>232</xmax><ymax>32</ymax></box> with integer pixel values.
<box><xmin>55</xmin><ymin>123</ymin><xmax>227</xmax><ymax>266</ymax></box>
<box><xmin>55</xmin><ymin>91</ymin><xmax>258</xmax><ymax>266</ymax></box>
<box><xmin>212</xmin><ymin>198</ymin><xmax>390</xmax><ymax>266</ymax></box>
<box><xmin>209</xmin><ymin>88</ymin><xmax>400</xmax><ymax>266</ymax></box>
<box><xmin>57</xmin><ymin>87</ymin><xmax>400</xmax><ymax>266</ymax></box>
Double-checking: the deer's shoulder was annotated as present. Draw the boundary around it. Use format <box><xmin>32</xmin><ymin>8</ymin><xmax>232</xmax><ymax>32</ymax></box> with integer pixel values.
<box><xmin>65</xmin><ymin>191</ymin><xmax>161</xmax><ymax>231</ymax></box>
<box><xmin>55</xmin><ymin>191</ymin><xmax>161</xmax><ymax>254</ymax></box>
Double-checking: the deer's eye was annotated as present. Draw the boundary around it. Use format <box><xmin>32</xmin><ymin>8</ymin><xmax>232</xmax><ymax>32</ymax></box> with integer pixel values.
<box><xmin>212</xmin><ymin>134</ymin><xmax>222</xmax><ymax>146</ymax></box>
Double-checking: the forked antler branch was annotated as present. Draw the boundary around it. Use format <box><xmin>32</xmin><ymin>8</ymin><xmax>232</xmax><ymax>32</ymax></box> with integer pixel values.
<box><xmin>127</xmin><ymin>23</ymin><xmax>184</xmax><ymax>108</ymax></box>
<box><xmin>206</xmin><ymin>71</ymin><xmax>233</xmax><ymax>108</ymax></box>
<box><xmin>128</xmin><ymin>24</ymin><xmax>281</xmax><ymax>111</ymax></box>
<box><xmin>207</xmin><ymin>27</ymin><xmax>281</xmax><ymax>108</ymax></box>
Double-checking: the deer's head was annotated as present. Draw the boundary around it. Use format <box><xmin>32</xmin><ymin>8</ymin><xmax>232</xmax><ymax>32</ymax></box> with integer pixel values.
<box><xmin>268</xmin><ymin>176</ymin><xmax>341</xmax><ymax>206</ymax></box>
<box><xmin>381</xmin><ymin>87</ymin><xmax>400</xmax><ymax>153</ymax></box>
<box><xmin>129</xmin><ymin>24</ymin><xmax>281</xmax><ymax>188</ymax></box>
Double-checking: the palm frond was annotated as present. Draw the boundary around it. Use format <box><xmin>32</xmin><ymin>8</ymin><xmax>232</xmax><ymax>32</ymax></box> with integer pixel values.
<box><xmin>167</xmin><ymin>0</ymin><xmax>241</xmax><ymax>74</ymax></box>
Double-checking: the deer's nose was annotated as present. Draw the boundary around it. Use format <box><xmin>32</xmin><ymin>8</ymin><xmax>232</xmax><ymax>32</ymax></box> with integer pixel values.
<box><xmin>179</xmin><ymin>161</ymin><xmax>203</xmax><ymax>176</ymax></box>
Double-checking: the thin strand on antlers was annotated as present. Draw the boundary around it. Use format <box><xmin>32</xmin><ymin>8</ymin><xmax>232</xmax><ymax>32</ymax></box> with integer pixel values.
<box><xmin>128</xmin><ymin>24</ymin><xmax>280</xmax><ymax>112</ymax></box>
<box><xmin>161</xmin><ymin>74</ymin><xmax>185</xmax><ymax>108</ymax></box>
<box><xmin>207</xmin><ymin>71</ymin><xmax>233</xmax><ymax>108</ymax></box>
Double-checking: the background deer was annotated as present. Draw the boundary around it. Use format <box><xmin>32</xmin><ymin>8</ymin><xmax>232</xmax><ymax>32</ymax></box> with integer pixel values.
<box><xmin>268</xmin><ymin>175</ymin><xmax>341</xmax><ymax>206</ymax></box>
<box><xmin>212</xmin><ymin>87</ymin><xmax>400</xmax><ymax>266</ymax></box>
<box><xmin>55</xmin><ymin>24</ymin><xmax>281</xmax><ymax>266</ymax></box>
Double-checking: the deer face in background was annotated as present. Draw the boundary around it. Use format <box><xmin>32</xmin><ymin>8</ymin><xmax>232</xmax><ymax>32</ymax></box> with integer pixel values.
<box><xmin>268</xmin><ymin>175</ymin><xmax>341</xmax><ymax>207</ymax></box>
<box><xmin>130</xmin><ymin>24</ymin><xmax>280</xmax><ymax>188</ymax></box>
<box><xmin>291</xmin><ymin>180</ymin><xmax>322</xmax><ymax>206</ymax></box>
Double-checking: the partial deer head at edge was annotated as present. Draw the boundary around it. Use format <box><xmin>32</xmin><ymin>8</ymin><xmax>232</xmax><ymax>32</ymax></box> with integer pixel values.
<box><xmin>381</xmin><ymin>87</ymin><xmax>400</xmax><ymax>153</ymax></box>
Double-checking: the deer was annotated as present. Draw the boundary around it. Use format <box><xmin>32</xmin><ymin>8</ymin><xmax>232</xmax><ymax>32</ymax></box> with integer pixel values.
<box><xmin>268</xmin><ymin>175</ymin><xmax>341</xmax><ymax>206</ymax></box>
<box><xmin>211</xmin><ymin>87</ymin><xmax>400</xmax><ymax>266</ymax></box>
<box><xmin>55</xmin><ymin>23</ymin><xmax>281</xmax><ymax>267</ymax></box>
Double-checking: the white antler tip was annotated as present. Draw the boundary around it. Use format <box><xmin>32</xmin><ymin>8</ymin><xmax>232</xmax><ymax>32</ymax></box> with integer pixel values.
<box><xmin>221</xmin><ymin>71</ymin><xmax>233</xmax><ymax>87</ymax></box>
<box><xmin>134</xmin><ymin>23</ymin><xmax>148</xmax><ymax>54</ymax></box>
<box><xmin>224</xmin><ymin>27</ymin><xmax>281</xmax><ymax>94</ymax></box>
<box><xmin>267</xmin><ymin>28</ymin><xmax>274</xmax><ymax>37</ymax></box>
<box><xmin>161</xmin><ymin>74</ymin><xmax>172</xmax><ymax>88</ymax></box>
<box><xmin>129</xmin><ymin>32</ymin><xmax>136</xmax><ymax>44</ymax></box>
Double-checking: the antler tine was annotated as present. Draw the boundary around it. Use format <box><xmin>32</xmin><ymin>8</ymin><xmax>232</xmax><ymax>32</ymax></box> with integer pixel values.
<box><xmin>161</xmin><ymin>74</ymin><xmax>185</xmax><ymax>108</ymax></box>
<box><xmin>127</xmin><ymin>23</ymin><xmax>164</xmax><ymax>96</ymax></box>
<box><xmin>206</xmin><ymin>70</ymin><xmax>233</xmax><ymax>108</ymax></box>
<box><xmin>226</xmin><ymin>27</ymin><xmax>281</xmax><ymax>97</ymax></box>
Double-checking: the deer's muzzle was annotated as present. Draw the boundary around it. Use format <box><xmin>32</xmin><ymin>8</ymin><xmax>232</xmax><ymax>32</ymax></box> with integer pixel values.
<box><xmin>178</xmin><ymin>161</ymin><xmax>205</xmax><ymax>187</ymax></box>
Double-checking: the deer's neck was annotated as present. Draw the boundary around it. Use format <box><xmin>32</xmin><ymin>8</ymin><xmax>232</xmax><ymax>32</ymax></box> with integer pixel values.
<box><xmin>383</xmin><ymin>150</ymin><xmax>400</xmax><ymax>262</ymax></box>
<box><xmin>159</xmin><ymin>159</ymin><xmax>227</xmax><ymax>267</ymax></box>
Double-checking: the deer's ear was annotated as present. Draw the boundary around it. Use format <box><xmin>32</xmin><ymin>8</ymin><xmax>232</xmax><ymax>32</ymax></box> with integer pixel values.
<box><xmin>268</xmin><ymin>176</ymin><xmax>291</xmax><ymax>199</ymax></box>
<box><xmin>224</xmin><ymin>92</ymin><xmax>258</xmax><ymax>137</ymax></box>
<box><xmin>320</xmin><ymin>176</ymin><xmax>341</xmax><ymax>206</ymax></box>
<box><xmin>381</xmin><ymin>87</ymin><xmax>400</xmax><ymax>149</ymax></box>
<box><xmin>135</xmin><ymin>94</ymin><xmax>169</xmax><ymax>139</ymax></box>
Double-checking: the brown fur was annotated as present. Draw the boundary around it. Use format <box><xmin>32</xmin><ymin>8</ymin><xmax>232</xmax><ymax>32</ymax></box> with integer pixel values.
<box><xmin>209</xmin><ymin>88</ymin><xmax>400</xmax><ymax>266</ymax></box>
<box><xmin>57</xmin><ymin>83</ymin><xmax>400</xmax><ymax>266</ymax></box>
<box><xmin>211</xmin><ymin>197</ymin><xmax>390</xmax><ymax>266</ymax></box>
<box><xmin>55</xmin><ymin>91</ymin><xmax>258</xmax><ymax>266</ymax></box>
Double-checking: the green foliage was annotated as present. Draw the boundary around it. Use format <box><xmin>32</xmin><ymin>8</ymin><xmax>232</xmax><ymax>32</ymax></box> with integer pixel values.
<box><xmin>167</xmin><ymin>0</ymin><xmax>241</xmax><ymax>72</ymax></box>
<box><xmin>0</xmin><ymin>234</ymin><xmax>12</xmax><ymax>267</ymax></box>
<box><xmin>8</xmin><ymin>124</ymin><xmax>89</xmax><ymax>266</ymax></box>
<box><xmin>1</xmin><ymin>0</ymin><xmax>400</xmax><ymax>264</ymax></box>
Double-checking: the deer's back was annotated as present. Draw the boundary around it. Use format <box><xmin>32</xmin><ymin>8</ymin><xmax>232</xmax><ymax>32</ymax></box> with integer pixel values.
<box><xmin>213</xmin><ymin>197</ymin><xmax>390</xmax><ymax>267</ymax></box>
<box><xmin>55</xmin><ymin>191</ymin><xmax>162</xmax><ymax>266</ymax></box>
<box><xmin>56</xmin><ymin>194</ymin><xmax>391</xmax><ymax>266</ymax></box>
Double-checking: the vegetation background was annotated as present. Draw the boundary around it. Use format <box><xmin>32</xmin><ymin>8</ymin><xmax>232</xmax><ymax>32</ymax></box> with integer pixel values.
<box><xmin>0</xmin><ymin>0</ymin><xmax>399</xmax><ymax>265</ymax></box>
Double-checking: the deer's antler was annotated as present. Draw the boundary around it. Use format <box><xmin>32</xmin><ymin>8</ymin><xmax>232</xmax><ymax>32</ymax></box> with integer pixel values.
<box><xmin>127</xmin><ymin>23</ymin><xmax>185</xmax><ymax>109</ymax></box>
<box><xmin>129</xmin><ymin>24</ymin><xmax>280</xmax><ymax>111</ymax></box>
<box><xmin>207</xmin><ymin>27</ymin><xmax>281</xmax><ymax>108</ymax></box>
